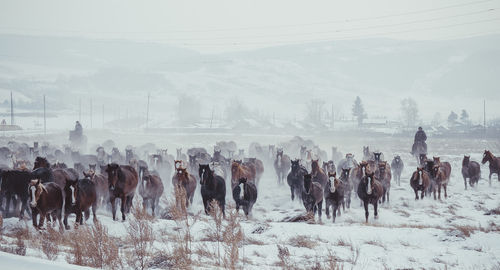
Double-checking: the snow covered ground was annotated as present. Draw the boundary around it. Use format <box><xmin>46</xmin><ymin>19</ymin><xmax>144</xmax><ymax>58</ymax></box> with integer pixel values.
<box><xmin>1</xmin><ymin>130</ymin><xmax>500</xmax><ymax>269</ymax></box>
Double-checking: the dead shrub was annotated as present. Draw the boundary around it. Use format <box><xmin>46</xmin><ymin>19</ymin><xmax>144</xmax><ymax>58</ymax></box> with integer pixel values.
<box><xmin>66</xmin><ymin>221</ymin><xmax>122</xmax><ymax>269</ymax></box>
<box><xmin>41</xmin><ymin>226</ymin><xmax>60</xmax><ymax>260</ymax></box>
<box><xmin>126</xmin><ymin>207</ymin><xmax>155</xmax><ymax>270</ymax></box>
<box><xmin>222</xmin><ymin>205</ymin><xmax>244</xmax><ymax>270</ymax></box>
<box><xmin>276</xmin><ymin>244</ymin><xmax>295</xmax><ymax>270</ymax></box>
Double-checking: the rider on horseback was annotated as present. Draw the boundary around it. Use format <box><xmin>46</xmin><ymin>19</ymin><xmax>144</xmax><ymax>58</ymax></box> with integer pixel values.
<box><xmin>412</xmin><ymin>127</ymin><xmax>427</xmax><ymax>155</ymax></box>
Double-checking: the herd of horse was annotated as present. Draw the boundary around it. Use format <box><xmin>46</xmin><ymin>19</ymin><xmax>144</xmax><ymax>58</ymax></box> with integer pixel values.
<box><xmin>0</xmin><ymin>137</ymin><xmax>499</xmax><ymax>230</ymax></box>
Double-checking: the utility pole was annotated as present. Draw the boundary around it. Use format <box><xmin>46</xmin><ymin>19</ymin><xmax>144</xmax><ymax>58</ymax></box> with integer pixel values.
<box><xmin>146</xmin><ymin>93</ymin><xmax>150</xmax><ymax>129</ymax></box>
<box><xmin>43</xmin><ymin>95</ymin><xmax>46</xmax><ymax>135</ymax></box>
<box><xmin>10</xmin><ymin>91</ymin><xmax>13</xmax><ymax>125</ymax></box>
<box><xmin>210</xmin><ymin>107</ymin><xmax>214</xmax><ymax>128</ymax></box>
<box><xmin>90</xmin><ymin>98</ymin><xmax>93</xmax><ymax>129</ymax></box>
<box><xmin>78</xmin><ymin>99</ymin><xmax>81</xmax><ymax>122</ymax></box>
<box><xmin>102</xmin><ymin>104</ymin><xmax>104</xmax><ymax>128</ymax></box>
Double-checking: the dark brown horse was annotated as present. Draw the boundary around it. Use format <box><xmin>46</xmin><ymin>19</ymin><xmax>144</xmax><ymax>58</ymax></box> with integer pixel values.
<box><xmin>357</xmin><ymin>171</ymin><xmax>383</xmax><ymax>223</ymax></box>
<box><xmin>311</xmin><ymin>159</ymin><xmax>328</xmax><ymax>189</ymax></box>
<box><xmin>433</xmin><ymin>157</ymin><xmax>452</xmax><ymax>180</ymax></box>
<box><xmin>410</xmin><ymin>167</ymin><xmax>430</xmax><ymax>200</ymax></box>
<box><xmin>482</xmin><ymin>150</ymin><xmax>500</xmax><ymax>186</ymax></box>
<box><xmin>377</xmin><ymin>161</ymin><xmax>392</xmax><ymax>204</ymax></box>
<box><xmin>172</xmin><ymin>167</ymin><xmax>196</xmax><ymax>207</ymax></box>
<box><xmin>199</xmin><ymin>164</ymin><xmax>226</xmax><ymax>216</ymax></box>
<box><xmin>322</xmin><ymin>160</ymin><xmax>336</xmax><ymax>174</ymax></box>
<box><xmin>28</xmin><ymin>180</ymin><xmax>64</xmax><ymax>230</ymax></box>
<box><xmin>324</xmin><ymin>172</ymin><xmax>344</xmax><ymax>223</ymax></box>
<box><xmin>85</xmin><ymin>171</ymin><xmax>108</xmax><ymax>208</ymax></box>
<box><xmin>462</xmin><ymin>155</ymin><xmax>481</xmax><ymax>189</ymax></box>
<box><xmin>274</xmin><ymin>149</ymin><xmax>291</xmax><ymax>185</ymax></box>
<box><xmin>302</xmin><ymin>174</ymin><xmax>323</xmax><ymax>221</ymax></box>
<box><xmin>244</xmin><ymin>158</ymin><xmax>264</xmax><ymax>184</ymax></box>
<box><xmin>231</xmin><ymin>160</ymin><xmax>256</xmax><ymax>189</ymax></box>
<box><xmin>432</xmin><ymin>165</ymin><xmax>449</xmax><ymax>200</ymax></box>
<box><xmin>349</xmin><ymin>161</ymin><xmax>370</xmax><ymax>200</ymax></box>
<box><xmin>106</xmin><ymin>163</ymin><xmax>138</xmax><ymax>221</ymax></box>
<box><xmin>139</xmin><ymin>170</ymin><xmax>164</xmax><ymax>216</ymax></box>
<box><xmin>63</xmin><ymin>177</ymin><xmax>97</xmax><ymax>229</ymax></box>
<box><xmin>232</xmin><ymin>177</ymin><xmax>257</xmax><ymax>217</ymax></box>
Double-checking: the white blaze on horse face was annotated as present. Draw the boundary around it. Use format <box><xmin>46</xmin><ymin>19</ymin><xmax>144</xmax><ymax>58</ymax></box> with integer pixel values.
<box><xmin>278</xmin><ymin>155</ymin><xmax>282</xmax><ymax>167</ymax></box>
<box><xmin>367</xmin><ymin>178</ymin><xmax>372</xmax><ymax>195</ymax></box>
<box><xmin>70</xmin><ymin>185</ymin><xmax>76</xmax><ymax>204</ymax></box>
<box><xmin>239</xmin><ymin>182</ymin><xmax>244</xmax><ymax>199</ymax></box>
<box><xmin>329</xmin><ymin>177</ymin><xmax>336</xmax><ymax>193</ymax></box>
<box><xmin>418</xmin><ymin>171</ymin><xmax>423</xmax><ymax>185</ymax></box>
<box><xmin>30</xmin><ymin>185</ymin><xmax>37</xmax><ymax>207</ymax></box>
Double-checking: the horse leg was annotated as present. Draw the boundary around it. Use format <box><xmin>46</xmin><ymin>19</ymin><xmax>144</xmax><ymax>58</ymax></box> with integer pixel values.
<box><xmin>202</xmin><ymin>198</ymin><xmax>209</xmax><ymax>215</ymax></box>
<box><xmin>444</xmin><ymin>184</ymin><xmax>447</xmax><ymax>199</ymax></box>
<box><xmin>317</xmin><ymin>200</ymin><xmax>323</xmax><ymax>222</ymax></box>
<box><xmin>84</xmin><ymin>209</ymin><xmax>90</xmax><ymax>223</ymax></box>
<box><xmin>151</xmin><ymin>198</ymin><xmax>156</xmax><ymax>217</ymax></box>
<box><xmin>31</xmin><ymin>207</ymin><xmax>38</xmax><ymax>228</ymax></box>
<box><xmin>4</xmin><ymin>194</ymin><xmax>11</xmax><ymax>218</ymax></box>
<box><xmin>333</xmin><ymin>202</ymin><xmax>338</xmax><ymax>223</ymax></box>
<box><xmin>39</xmin><ymin>211</ymin><xmax>46</xmax><ymax>228</ymax></box>
<box><xmin>121</xmin><ymin>195</ymin><xmax>126</xmax><ymax>221</ymax></box>
<box><xmin>387</xmin><ymin>187</ymin><xmax>390</xmax><ymax>203</ymax></box>
<box><xmin>19</xmin><ymin>197</ymin><xmax>28</xmax><ymax>220</ymax></box>
<box><xmin>110</xmin><ymin>196</ymin><xmax>117</xmax><ymax>221</ymax></box>
<box><xmin>463</xmin><ymin>177</ymin><xmax>467</xmax><ymax>190</ymax></box>
<box><xmin>374</xmin><ymin>201</ymin><xmax>379</xmax><ymax>220</ymax></box>
<box><xmin>414</xmin><ymin>188</ymin><xmax>419</xmax><ymax>200</ymax></box>
<box><xmin>290</xmin><ymin>186</ymin><xmax>295</xmax><ymax>201</ymax></box>
<box><xmin>438</xmin><ymin>184</ymin><xmax>442</xmax><ymax>200</ymax></box>
<box><xmin>325</xmin><ymin>199</ymin><xmax>330</xmax><ymax>219</ymax></box>
<box><xmin>363</xmin><ymin>200</ymin><xmax>369</xmax><ymax>223</ymax></box>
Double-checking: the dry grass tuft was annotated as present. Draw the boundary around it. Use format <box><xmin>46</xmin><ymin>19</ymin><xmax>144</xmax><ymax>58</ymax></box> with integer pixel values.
<box><xmin>335</xmin><ymin>237</ymin><xmax>352</xmax><ymax>247</ymax></box>
<box><xmin>41</xmin><ymin>226</ymin><xmax>60</xmax><ymax>260</ymax></box>
<box><xmin>276</xmin><ymin>244</ymin><xmax>296</xmax><ymax>270</ymax></box>
<box><xmin>288</xmin><ymin>235</ymin><xmax>318</xmax><ymax>249</ymax></box>
<box><xmin>364</xmin><ymin>239</ymin><xmax>387</xmax><ymax>250</ymax></box>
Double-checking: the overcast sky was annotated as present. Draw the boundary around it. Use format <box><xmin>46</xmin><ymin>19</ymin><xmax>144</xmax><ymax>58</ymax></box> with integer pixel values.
<box><xmin>1</xmin><ymin>0</ymin><xmax>499</xmax><ymax>53</ymax></box>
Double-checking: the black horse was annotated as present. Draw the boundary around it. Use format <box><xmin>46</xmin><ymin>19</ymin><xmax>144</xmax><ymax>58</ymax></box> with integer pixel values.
<box><xmin>1</xmin><ymin>170</ymin><xmax>34</xmax><ymax>218</ymax></box>
<box><xmin>286</xmin><ymin>159</ymin><xmax>307</xmax><ymax>201</ymax></box>
<box><xmin>199</xmin><ymin>164</ymin><xmax>226</xmax><ymax>216</ymax></box>
<box><xmin>232</xmin><ymin>177</ymin><xmax>257</xmax><ymax>217</ymax></box>
<box><xmin>462</xmin><ymin>155</ymin><xmax>481</xmax><ymax>189</ymax></box>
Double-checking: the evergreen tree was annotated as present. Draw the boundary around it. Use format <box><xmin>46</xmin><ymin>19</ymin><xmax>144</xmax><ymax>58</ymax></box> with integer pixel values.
<box><xmin>352</xmin><ymin>96</ymin><xmax>367</xmax><ymax>126</ymax></box>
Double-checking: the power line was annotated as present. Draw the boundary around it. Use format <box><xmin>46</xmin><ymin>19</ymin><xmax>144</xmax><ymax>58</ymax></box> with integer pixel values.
<box><xmin>0</xmin><ymin>0</ymin><xmax>494</xmax><ymax>35</ymax></box>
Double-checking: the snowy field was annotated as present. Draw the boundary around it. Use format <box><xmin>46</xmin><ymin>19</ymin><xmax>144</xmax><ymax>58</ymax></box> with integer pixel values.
<box><xmin>1</xmin><ymin>130</ymin><xmax>500</xmax><ymax>269</ymax></box>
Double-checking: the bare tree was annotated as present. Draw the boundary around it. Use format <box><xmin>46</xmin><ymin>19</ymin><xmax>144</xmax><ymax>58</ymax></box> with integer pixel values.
<box><xmin>305</xmin><ymin>98</ymin><xmax>325</xmax><ymax>125</ymax></box>
<box><xmin>400</xmin><ymin>98</ymin><xmax>419</xmax><ymax>128</ymax></box>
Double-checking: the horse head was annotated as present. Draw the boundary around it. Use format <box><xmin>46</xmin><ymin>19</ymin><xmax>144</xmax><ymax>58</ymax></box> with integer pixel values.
<box><xmin>28</xmin><ymin>179</ymin><xmax>45</xmax><ymax>208</ymax></box>
<box><xmin>328</xmin><ymin>172</ymin><xmax>338</xmax><ymax>193</ymax></box>
<box><xmin>482</xmin><ymin>150</ymin><xmax>492</xmax><ymax>164</ymax></box>
<box><xmin>106</xmin><ymin>163</ymin><xmax>120</xmax><ymax>191</ymax></box>
<box><xmin>33</xmin><ymin>156</ymin><xmax>50</xmax><ymax>169</ymax></box>
<box><xmin>462</xmin><ymin>155</ymin><xmax>470</xmax><ymax>166</ymax></box>
<box><xmin>198</xmin><ymin>164</ymin><xmax>212</xmax><ymax>185</ymax></box>
<box><xmin>340</xmin><ymin>168</ymin><xmax>350</xmax><ymax>181</ymax></box>
<box><xmin>373</xmin><ymin>152</ymin><xmax>382</xmax><ymax>162</ymax></box>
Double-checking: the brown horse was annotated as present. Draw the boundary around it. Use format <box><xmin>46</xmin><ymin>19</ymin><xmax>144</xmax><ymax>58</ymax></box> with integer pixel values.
<box><xmin>482</xmin><ymin>150</ymin><xmax>500</xmax><ymax>186</ymax></box>
<box><xmin>106</xmin><ymin>163</ymin><xmax>138</xmax><ymax>221</ymax></box>
<box><xmin>324</xmin><ymin>172</ymin><xmax>344</xmax><ymax>223</ymax></box>
<box><xmin>28</xmin><ymin>180</ymin><xmax>64</xmax><ymax>230</ymax></box>
<box><xmin>139</xmin><ymin>170</ymin><xmax>164</xmax><ymax>216</ymax></box>
<box><xmin>410</xmin><ymin>167</ymin><xmax>430</xmax><ymax>200</ymax></box>
<box><xmin>349</xmin><ymin>161</ymin><xmax>370</xmax><ymax>198</ymax></box>
<box><xmin>432</xmin><ymin>165</ymin><xmax>449</xmax><ymax>200</ymax></box>
<box><xmin>84</xmin><ymin>171</ymin><xmax>108</xmax><ymax>208</ymax></box>
<box><xmin>172</xmin><ymin>167</ymin><xmax>196</xmax><ymax>207</ymax></box>
<box><xmin>244</xmin><ymin>158</ymin><xmax>264</xmax><ymax>184</ymax></box>
<box><xmin>64</xmin><ymin>177</ymin><xmax>98</xmax><ymax>229</ymax></box>
<box><xmin>311</xmin><ymin>159</ymin><xmax>328</xmax><ymax>189</ymax></box>
<box><xmin>433</xmin><ymin>157</ymin><xmax>452</xmax><ymax>180</ymax></box>
<box><xmin>231</xmin><ymin>160</ymin><xmax>256</xmax><ymax>189</ymax></box>
<box><xmin>376</xmin><ymin>162</ymin><xmax>392</xmax><ymax>204</ymax></box>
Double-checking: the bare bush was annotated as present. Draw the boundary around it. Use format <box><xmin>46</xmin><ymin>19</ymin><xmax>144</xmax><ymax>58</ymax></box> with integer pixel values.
<box><xmin>66</xmin><ymin>221</ymin><xmax>122</xmax><ymax>269</ymax></box>
<box><xmin>41</xmin><ymin>226</ymin><xmax>60</xmax><ymax>260</ymax></box>
<box><xmin>222</xmin><ymin>206</ymin><xmax>244</xmax><ymax>270</ymax></box>
<box><xmin>276</xmin><ymin>244</ymin><xmax>295</xmax><ymax>270</ymax></box>
<box><xmin>206</xmin><ymin>199</ymin><xmax>223</xmax><ymax>265</ymax></box>
<box><xmin>126</xmin><ymin>207</ymin><xmax>155</xmax><ymax>270</ymax></box>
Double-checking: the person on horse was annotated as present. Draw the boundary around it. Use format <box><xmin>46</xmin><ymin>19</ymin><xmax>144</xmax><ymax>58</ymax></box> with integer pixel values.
<box><xmin>75</xmin><ymin>121</ymin><xmax>83</xmax><ymax>136</ymax></box>
<box><xmin>412</xmin><ymin>127</ymin><xmax>427</xmax><ymax>155</ymax></box>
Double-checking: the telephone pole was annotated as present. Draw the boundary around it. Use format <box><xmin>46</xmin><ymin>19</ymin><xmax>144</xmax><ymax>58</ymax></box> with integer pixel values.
<box><xmin>43</xmin><ymin>95</ymin><xmax>46</xmax><ymax>135</ymax></box>
<box><xmin>146</xmin><ymin>93</ymin><xmax>150</xmax><ymax>129</ymax></box>
<box><xmin>10</xmin><ymin>91</ymin><xmax>13</xmax><ymax>125</ymax></box>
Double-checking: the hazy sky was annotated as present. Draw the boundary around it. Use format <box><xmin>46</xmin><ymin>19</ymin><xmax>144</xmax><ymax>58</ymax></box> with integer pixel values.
<box><xmin>1</xmin><ymin>0</ymin><xmax>499</xmax><ymax>52</ymax></box>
